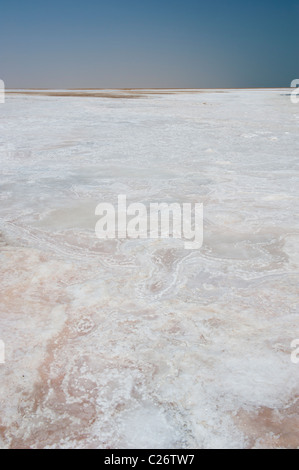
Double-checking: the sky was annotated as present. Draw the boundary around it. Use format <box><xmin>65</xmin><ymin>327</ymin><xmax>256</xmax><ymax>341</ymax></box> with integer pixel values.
<box><xmin>0</xmin><ymin>0</ymin><xmax>298</xmax><ymax>88</ymax></box>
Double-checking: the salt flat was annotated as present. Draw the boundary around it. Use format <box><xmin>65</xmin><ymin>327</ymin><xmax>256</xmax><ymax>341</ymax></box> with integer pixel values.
<box><xmin>0</xmin><ymin>89</ymin><xmax>298</xmax><ymax>448</ymax></box>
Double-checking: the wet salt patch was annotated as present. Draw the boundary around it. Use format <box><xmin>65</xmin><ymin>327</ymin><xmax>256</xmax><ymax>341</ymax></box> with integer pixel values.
<box><xmin>215</xmin><ymin>160</ymin><xmax>231</xmax><ymax>165</ymax></box>
<box><xmin>262</xmin><ymin>194</ymin><xmax>293</xmax><ymax>201</ymax></box>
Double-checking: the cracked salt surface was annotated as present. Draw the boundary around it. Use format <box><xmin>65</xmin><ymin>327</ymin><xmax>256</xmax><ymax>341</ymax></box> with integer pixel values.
<box><xmin>0</xmin><ymin>89</ymin><xmax>298</xmax><ymax>448</ymax></box>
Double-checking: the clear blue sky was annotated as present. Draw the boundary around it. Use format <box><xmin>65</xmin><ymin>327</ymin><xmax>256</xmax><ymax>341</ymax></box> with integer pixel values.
<box><xmin>0</xmin><ymin>0</ymin><xmax>298</xmax><ymax>88</ymax></box>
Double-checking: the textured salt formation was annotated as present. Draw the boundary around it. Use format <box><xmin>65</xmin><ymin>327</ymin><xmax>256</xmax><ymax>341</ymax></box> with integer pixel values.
<box><xmin>0</xmin><ymin>89</ymin><xmax>298</xmax><ymax>448</ymax></box>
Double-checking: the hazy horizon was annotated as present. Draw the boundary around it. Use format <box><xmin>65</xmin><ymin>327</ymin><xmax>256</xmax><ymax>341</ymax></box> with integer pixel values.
<box><xmin>1</xmin><ymin>0</ymin><xmax>299</xmax><ymax>89</ymax></box>
<box><xmin>5</xmin><ymin>86</ymin><xmax>296</xmax><ymax>90</ymax></box>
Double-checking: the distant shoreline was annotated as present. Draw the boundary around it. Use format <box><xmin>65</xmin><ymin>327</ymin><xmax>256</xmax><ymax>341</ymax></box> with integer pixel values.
<box><xmin>5</xmin><ymin>88</ymin><xmax>291</xmax><ymax>99</ymax></box>
<box><xmin>6</xmin><ymin>87</ymin><xmax>292</xmax><ymax>90</ymax></box>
